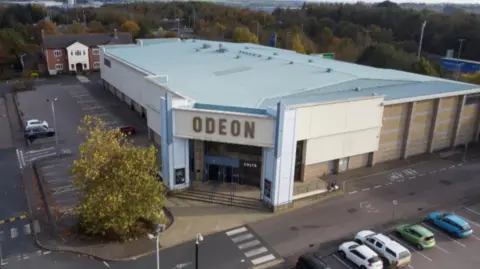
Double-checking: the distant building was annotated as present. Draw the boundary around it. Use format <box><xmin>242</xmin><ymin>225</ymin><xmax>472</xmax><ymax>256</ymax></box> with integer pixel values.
<box><xmin>440</xmin><ymin>57</ymin><xmax>480</xmax><ymax>74</ymax></box>
<box><xmin>67</xmin><ymin>0</ymin><xmax>75</xmax><ymax>6</ymax></box>
<box><xmin>41</xmin><ymin>30</ymin><xmax>132</xmax><ymax>75</ymax></box>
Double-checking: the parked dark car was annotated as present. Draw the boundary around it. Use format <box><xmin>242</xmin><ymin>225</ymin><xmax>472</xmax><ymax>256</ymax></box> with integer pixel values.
<box><xmin>24</xmin><ymin>126</ymin><xmax>55</xmax><ymax>141</ymax></box>
<box><xmin>296</xmin><ymin>253</ymin><xmax>331</xmax><ymax>269</ymax></box>
<box><xmin>118</xmin><ymin>125</ymin><xmax>136</xmax><ymax>136</ymax></box>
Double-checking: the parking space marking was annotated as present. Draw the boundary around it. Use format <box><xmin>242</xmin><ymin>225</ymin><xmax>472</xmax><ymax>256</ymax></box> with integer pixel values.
<box><xmin>433</xmin><ymin>244</ymin><xmax>450</xmax><ymax>254</ymax></box>
<box><xmin>470</xmin><ymin>234</ymin><xmax>480</xmax><ymax>241</ymax></box>
<box><xmin>421</xmin><ymin>223</ymin><xmax>466</xmax><ymax>248</ymax></box>
<box><xmin>465</xmin><ymin>207</ymin><xmax>480</xmax><ymax>216</ymax></box>
<box><xmin>408</xmin><ymin>265</ymin><xmax>414</xmax><ymax>269</ymax></box>
<box><xmin>390</xmin><ymin>234</ymin><xmax>433</xmax><ymax>261</ymax></box>
<box><xmin>331</xmin><ymin>254</ymin><xmax>353</xmax><ymax>269</ymax></box>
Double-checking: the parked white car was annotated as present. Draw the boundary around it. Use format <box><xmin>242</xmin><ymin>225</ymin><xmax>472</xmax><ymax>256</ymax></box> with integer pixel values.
<box><xmin>355</xmin><ymin>230</ymin><xmax>412</xmax><ymax>268</ymax></box>
<box><xmin>338</xmin><ymin>241</ymin><xmax>383</xmax><ymax>269</ymax></box>
<box><xmin>25</xmin><ymin>119</ymin><xmax>49</xmax><ymax>129</ymax></box>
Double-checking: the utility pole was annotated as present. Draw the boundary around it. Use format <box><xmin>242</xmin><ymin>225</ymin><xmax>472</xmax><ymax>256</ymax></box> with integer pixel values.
<box><xmin>256</xmin><ymin>21</ymin><xmax>260</xmax><ymax>40</ymax></box>
<box><xmin>456</xmin><ymin>39</ymin><xmax>465</xmax><ymax>81</ymax></box>
<box><xmin>417</xmin><ymin>20</ymin><xmax>427</xmax><ymax>60</ymax></box>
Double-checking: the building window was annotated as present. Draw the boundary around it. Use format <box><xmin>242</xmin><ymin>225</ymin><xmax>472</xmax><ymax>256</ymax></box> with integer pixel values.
<box><xmin>70</xmin><ymin>52</ymin><xmax>73</xmax><ymax>56</ymax></box>
<box><xmin>466</xmin><ymin>93</ymin><xmax>480</xmax><ymax>105</ymax></box>
<box><xmin>53</xmin><ymin>50</ymin><xmax>62</xmax><ymax>57</ymax></box>
<box><xmin>71</xmin><ymin>64</ymin><xmax>74</xmax><ymax>69</ymax></box>
<box><xmin>93</xmin><ymin>62</ymin><xmax>101</xmax><ymax>69</ymax></box>
<box><xmin>75</xmin><ymin>50</ymin><xmax>81</xmax><ymax>56</ymax></box>
<box><xmin>83</xmin><ymin>50</ymin><xmax>86</xmax><ymax>55</ymax></box>
<box><xmin>83</xmin><ymin>63</ymin><xmax>87</xmax><ymax>68</ymax></box>
<box><xmin>55</xmin><ymin>63</ymin><xmax>63</xmax><ymax>70</ymax></box>
<box><xmin>104</xmin><ymin>58</ymin><xmax>111</xmax><ymax>67</ymax></box>
<box><xmin>92</xmin><ymin>48</ymin><xmax>99</xmax><ymax>55</ymax></box>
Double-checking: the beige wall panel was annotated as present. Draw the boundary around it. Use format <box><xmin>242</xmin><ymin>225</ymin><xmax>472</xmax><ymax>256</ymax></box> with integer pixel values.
<box><xmin>415</xmin><ymin>100</ymin><xmax>435</xmax><ymax>113</ymax></box>
<box><xmin>348</xmin><ymin>153</ymin><xmax>370</xmax><ymax>170</ymax></box>
<box><xmin>383</xmin><ymin>104</ymin><xmax>409</xmax><ymax>117</ymax></box>
<box><xmin>303</xmin><ymin>161</ymin><xmax>331</xmax><ymax>181</ymax></box>
<box><xmin>432</xmin><ymin>96</ymin><xmax>460</xmax><ymax>151</ymax></box>
<box><xmin>406</xmin><ymin>100</ymin><xmax>434</xmax><ymax>157</ymax></box>
<box><xmin>375</xmin><ymin>143</ymin><xmax>403</xmax><ymax>162</ymax></box>
<box><xmin>379</xmin><ymin>130</ymin><xmax>404</xmax><ymax>144</ymax></box>
<box><xmin>382</xmin><ymin>117</ymin><xmax>406</xmax><ymax>130</ymax></box>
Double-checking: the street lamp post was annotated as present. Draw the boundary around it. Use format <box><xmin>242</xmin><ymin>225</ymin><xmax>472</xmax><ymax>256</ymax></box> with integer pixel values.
<box><xmin>463</xmin><ymin>142</ymin><xmax>469</xmax><ymax>162</ymax></box>
<box><xmin>456</xmin><ymin>39</ymin><xmax>465</xmax><ymax>81</ymax></box>
<box><xmin>392</xmin><ymin>200</ymin><xmax>398</xmax><ymax>222</ymax></box>
<box><xmin>195</xmin><ymin>233</ymin><xmax>203</xmax><ymax>269</ymax></box>
<box><xmin>47</xmin><ymin>98</ymin><xmax>58</xmax><ymax>146</ymax></box>
<box><xmin>148</xmin><ymin>224</ymin><xmax>165</xmax><ymax>269</ymax></box>
<box><xmin>417</xmin><ymin>21</ymin><xmax>427</xmax><ymax>60</ymax></box>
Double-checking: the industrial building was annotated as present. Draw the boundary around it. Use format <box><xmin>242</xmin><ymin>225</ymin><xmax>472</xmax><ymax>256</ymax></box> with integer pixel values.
<box><xmin>99</xmin><ymin>38</ymin><xmax>480</xmax><ymax>210</ymax></box>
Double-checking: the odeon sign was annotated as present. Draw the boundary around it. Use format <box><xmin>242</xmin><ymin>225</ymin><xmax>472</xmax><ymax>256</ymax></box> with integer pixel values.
<box><xmin>192</xmin><ymin>116</ymin><xmax>256</xmax><ymax>139</ymax></box>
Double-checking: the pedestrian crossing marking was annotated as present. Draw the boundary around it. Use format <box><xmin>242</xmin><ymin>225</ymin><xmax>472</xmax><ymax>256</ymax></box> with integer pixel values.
<box><xmin>226</xmin><ymin>226</ymin><xmax>278</xmax><ymax>266</ymax></box>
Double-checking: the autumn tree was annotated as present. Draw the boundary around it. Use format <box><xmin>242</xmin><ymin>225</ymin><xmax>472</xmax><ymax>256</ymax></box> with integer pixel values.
<box><xmin>37</xmin><ymin>19</ymin><xmax>58</xmax><ymax>35</ymax></box>
<box><xmin>71</xmin><ymin>116</ymin><xmax>165</xmax><ymax>239</ymax></box>
<box><xmin>69</xmin><ymin>21</ymin><xmax>87</xmax><ymax>34</ymax></box>
<box><xmin>232</xmin><ymin>27</ymin><xmax>258</xmax><ymax>44</ymax></box>
<box><xmin>120</xmin><ymin>20</ymin><xmax>140</xmax><ymax>37</ymax></box>
<box><xmin>291</xmin><ymin>34</ymin><xmax>306</xmax><ymax>54</ymax></box>
<box><xmin>87</xmin><ymin>20</ymin><xmax>106</xmax><ymax>33</ymax></box>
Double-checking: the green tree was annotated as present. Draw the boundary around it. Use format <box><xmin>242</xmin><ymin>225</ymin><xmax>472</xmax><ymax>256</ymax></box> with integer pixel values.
<box><xmin>120</xmin><ymin>20</ymin><xmax>140</xmax><ymax>37</ymax></box>
<box><xmin>412</xmin><ymin>57</ymin><xmax>439</xmax><ymax>77</ymax></box>
<box><xmin>87</xmin><ymin>20</ymin><xmax>105</xmax><ymax>33</ymax></box>
<box><xmin>291</xmin><ymin>34</ymin><xmax>306</xmax><ymax>54</ymax></box>
<box><xmin>69</xmin><ymin>21</ymin><xmax>87</xmax><ymax>34</ymax></box>
<box><xmin>232</xmin><ymin>27</ymin><xmax>258</xmax><ymax>44</ymax></box>
<box><xmin>71</xmin><ymin>116</ymin><xmax>165</xmax><ymax>239</ymax></box>
<box><xmin>37</xmin><ymin>19</ymin><xmax>58</xmax><ymax>35</ymax></box>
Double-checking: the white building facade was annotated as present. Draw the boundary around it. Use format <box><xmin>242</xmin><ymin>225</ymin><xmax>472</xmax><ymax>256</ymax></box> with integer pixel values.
<box><xmin>66</xmin><ymin>42</ymin><xmax>90</xmax><ymax>72</ymax></box>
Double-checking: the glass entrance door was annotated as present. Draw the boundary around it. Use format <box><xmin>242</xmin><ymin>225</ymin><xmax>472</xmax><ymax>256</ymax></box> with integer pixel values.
<box><xmin>208</xmin><ymin>164</ymin><xmax>221</xmax><ymax>181</ymax></box>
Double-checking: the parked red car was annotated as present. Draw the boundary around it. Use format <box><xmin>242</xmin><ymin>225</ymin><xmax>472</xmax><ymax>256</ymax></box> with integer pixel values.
<box><xmin>118</xmin><ymin>125</ymin><xmax>136</xmax><ymax>136</ymax></box>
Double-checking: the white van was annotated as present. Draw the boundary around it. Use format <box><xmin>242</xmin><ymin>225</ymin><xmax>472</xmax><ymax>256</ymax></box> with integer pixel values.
<box><xmin>355</xmin><ymin>230</ymin><xmax>412</xmax><ymax>268</ymax></box>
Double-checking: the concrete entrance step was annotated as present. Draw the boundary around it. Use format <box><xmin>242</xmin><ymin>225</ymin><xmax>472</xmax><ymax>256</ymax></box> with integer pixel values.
<box><xmin>171</xmin><ymin>189</ymin><xmax>270</xmax><ymax>212</ymax></box>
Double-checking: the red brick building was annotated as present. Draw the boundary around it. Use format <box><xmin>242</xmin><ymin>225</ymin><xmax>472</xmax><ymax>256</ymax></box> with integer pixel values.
<box><xmin>41</xmin><ymin>30</ymin><xmax>132</xmax><ymax>75</ymax></box>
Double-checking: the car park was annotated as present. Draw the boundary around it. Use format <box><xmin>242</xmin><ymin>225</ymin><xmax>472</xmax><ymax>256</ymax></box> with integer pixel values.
<box><xmin>338</xmin><ymin>241</ymin><xmax>383</xmax><ymax>269</ymax></box>
<box><xmin>395</xmin><ymin>224</ymin><xmax>436</xmax><ymax>250</ymax></box>
<box><xmin>24</xmin><ymin>126</ymin><xmax>55</xmax><ymax>141</ymax></box>
<box><xmin>354</xmin><ymin>230</ymin><xmax>411</xmax><ymax>268</ymax></box>
<box><xmin>296</xmin><ymin>253</ymin><xmax>331</xmax><ymax>269</ymax></box>
<box><xmin>425</xmin><ymin>212</ymin><xmax>473</xmax><ymax>238</ymax></box>
<box><xmin>25</xmin><ymin>119</ymin><xmax>48</xmax><ymax>129</ymax></box>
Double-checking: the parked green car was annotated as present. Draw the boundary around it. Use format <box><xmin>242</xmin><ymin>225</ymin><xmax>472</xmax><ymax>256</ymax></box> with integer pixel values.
<box><xmin>395</xmin><ymin>224</ymin><xmax>435</xmax><ymax>250</ymax></box>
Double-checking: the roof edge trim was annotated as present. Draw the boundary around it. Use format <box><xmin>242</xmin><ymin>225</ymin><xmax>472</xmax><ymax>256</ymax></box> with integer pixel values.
<box><xmin>288</xmin><ymin>95</ymin><xmax>385</xmax><ymax>109</ymax></box>
<box><xmin>384</xmin><ymin>88</ymin><xmax>480</xmax><ymax>105</ymax></box>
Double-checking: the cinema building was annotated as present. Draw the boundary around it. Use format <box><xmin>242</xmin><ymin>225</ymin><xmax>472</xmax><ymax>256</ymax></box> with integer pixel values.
<box><xmin>99</xmin><ymin>38</ymin><xmax>480</xmax><ymax>211</ymax></box>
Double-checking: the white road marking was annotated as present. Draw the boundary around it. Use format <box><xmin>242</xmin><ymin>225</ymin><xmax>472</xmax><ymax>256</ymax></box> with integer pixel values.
<box><xmin>458</xmin><ymin>163</ymin><xmax>463</xmax><ymax>166</ymax></box>
<box><xmin>77</xmin><ymin>100</ymin><xmax>97</xmax><ymax>104</ymax></box>
<box><xmin>77</xmin><ymin>76</ymin><xmax>90</xmax><ymax>83</ymax></box>
<box><xmin>390</xmin><ymin>235</ymin><xmax>433</xmax><ymax>261</ymax></box>
<box><xmin>385</xmin><ymin>182</ymin><xmax>393</xmax><ymax>186</ymax></box>
<box><xmin>82</xmin><ymin>106</ymin><xmax>103</xmax><ymax>111</ymax></box>
<box><xmin>103</xmin><ymin>261</ymin><xmax>110</xmax><ymax>267</ymax></box>
<box><xmin>349</xmin><ymin>191</ymin><xmax>358</xmax><ymax>194</ymax></box>
<box><xmin>465</xmin><ymin>207</ymin><xmax>480</xmax><ymax>216</ymax></box>
<box><xmin>434</xmin><ymin>244</ymin><xmax>450</xmax><ymax>254</ymax></box>
<box><xmin>362</xmin><ymin>188</ymin><xmax>370</xmax><ymax>191</ymax></box>
<box><xmin>238</xmin><ymin>240</ymin><xmax>261</xmax><ymax>250</ymax></box>
<box><xmin>418</xmin><ymin>174</ymin><xmax>425</xmax><ymax>176</ymax></box>
<box><xmin>421</xmin><ymin>223</ymin><xmax>466</xmax><ymax>247</ymax></box>
<box><xmin>226</xmin><ymin>227</ymin><xmax>247</xmax><ymax>236</ymax></box>
<box><xmin>449</xmin><ymin>165</ymin><xmax>455</xmax><ymax>169</ymax></box>
<box><xmin>408</xmin><ymin>177</ymin><xmax>416</xmax><ymax>180</ymax></box>
<box><xmin>440</xmin><ymin>168</ymin><xmax>446</xmax><ymax>171</ymax></box>
<box><xmin>470</xmin><ymin>234</ymin><xmax>480</xmax><ymax>241</ymax></box>
<box><xmin>408</xmin><ymin>265</ymin><xmax>414</xmax><ymax>269</ymax></box>
<box><xmin>43</xmin><ymin>251</ymin><xmax>51</xmax><ymax>255</ymax></box>
<box><xmin>374</xmin><ymin>185</ymin><xmax>382</xmax><ymax>189</ymax></box>
<box><xmin>429</xmin><ymin>171</ymin><xmax>436</xmax><ymax>174</ymax></box>
<box><xmin>71</xmin><ymin>94</ymin><xmax>89</xmax><ymax>98</ymax></box>
<box><xmin>231</xmin><ymin>233</ymin><xmax>254</xmax><ymax>243</ymax></box>
<box><xmin>332</xmin><ymin>254</ymin><xmax>354</xmax><ymax>269</ymax></box>
<box><xmin>244</xmin><ymin>247</ymin><xmax>268</xmax><ymax>258</ymax></box>
<box><xmin>251</xmin><ymin>254</ymin><xmax>275</xmax><ymax>265</ymax></box>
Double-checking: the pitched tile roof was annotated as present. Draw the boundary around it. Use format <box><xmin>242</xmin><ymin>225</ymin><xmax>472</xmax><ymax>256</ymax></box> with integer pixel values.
<box><xmin>42</xmin><ymin>32</ymin><xmax>132</xmax><ymax>49</ymax></box>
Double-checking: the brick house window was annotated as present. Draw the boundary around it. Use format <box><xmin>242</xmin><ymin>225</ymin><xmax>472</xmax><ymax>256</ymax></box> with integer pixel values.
<box><xmin>75</xmin><ymin>50</ymin><xmax>81</xmax><ymax>56</ymax></box>
<box><xmin>104</xmin><ymin>58</ymin><xmax>111</xmax><ymax>67</ymax></box>
<box><xmin>71</xmin><ymin>64</ymin><xmax>74</xmax><ymax>69</ymax></box>
<box><xmin>92</xmin><ymin>49</ymin><xmax>100</xmax><ymax>55</ymax></box>
<box><xmin>83</xmin><ymin>50</ymin><xmax>86</xmax><ymax>55</ymax></box>
<box><xmin>55</xmin><ymin>63</ymin><xmax>63</xmax><ymax>70</ymax></box>
<box><xmin>93</xmin><ymin>62</ymin><xmax>100</xmax><ymax>69</ymax></box>
<box><xmin>83</xmin><ymin>63</ymin><xmax>87</xmax><ymax>68</ymax></box>
<box><xmin>53</xmin><ymin>50</ymin><xmax>62</xmax><ymax>57</ymax></box>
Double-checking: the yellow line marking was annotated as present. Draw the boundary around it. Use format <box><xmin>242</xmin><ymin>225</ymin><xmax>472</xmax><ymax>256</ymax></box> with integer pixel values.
<box><xmin>8</xmin><ymin>217</ymin><xmax>15</xmax><ymax>222</ymax></box>
<box><xmin>19</xmin><ymin>215</ymin><xmax>26</xmax><ymax>219</ymax></box>
<box><xmin>0</xmin><ymin>220</ymin><xmax>4</xmax><ymax>224</ymax></box>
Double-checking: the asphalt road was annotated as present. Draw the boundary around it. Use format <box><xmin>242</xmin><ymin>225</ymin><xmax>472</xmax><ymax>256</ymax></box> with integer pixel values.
<box><xmin>259</xmin><ymin>159</ymin><xmax>480</xmax><ymax>269</ymax></box>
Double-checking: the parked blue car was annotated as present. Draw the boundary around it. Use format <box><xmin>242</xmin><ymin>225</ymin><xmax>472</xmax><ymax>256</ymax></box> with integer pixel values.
<box><xmin>425</xmin><ymin>212</ymin><xmax>473</xmax><ymax>238</ymax></box>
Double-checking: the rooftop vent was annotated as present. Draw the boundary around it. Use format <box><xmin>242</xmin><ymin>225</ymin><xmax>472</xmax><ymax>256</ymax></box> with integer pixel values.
<box><xmin>267</xmin><ymin>56</ymin><xmax>272</xmax><ymax>60</ymax></box>
<box><xmin>202</xmin><ymin>43</ymin><xmax>211</xmax><ymax>49</ymax></box>
<box><xmin>257</xmin><ymin>54</ymin><xmax>261</xmax><ymax>58</ymax></box>
<box><xmin>354</xmin><ymin>87</ymin><xmax>360</xmax><ymax>92</ymax></box>
<box><xmin>195</xmin><ymin>48</ymin><xmax>200</xmax><ymax>52</ymax></box>
<box><xmin>235</xmin><ymin>55</ymin><xmax>241</xmax><ymax>59</ymax></box>
<box><xmin>245</xmin><ymin>46</ymin><xmax>249</xmax><ymax>49</ymax></box>
<box><xmin>308</xmin><ymin>59</ymin><xmax>314</xmax><ymax>63</ymax></box>
<box><xmin>326</xmin><ymin>68</ymin><xmax>332</xmax><ymax>73</ymax></box>
<box><xmin>289</xmin><ymin>61</ymin><xmax>294</xmax><ymax>64</ymax></box>
<box><xmin>273</xmin><ymin>52</ymin><xmax>278</xmax><ymax>55</ymax></box>
<box><xmin>372</xmin><ymin>93</ymin><xmax>378</xmax><ymax>96</ymax></box>
<box><xmin>217</xmin><ymin>43</ymin><xmax>227</xmax><ymax>53</ymax></box>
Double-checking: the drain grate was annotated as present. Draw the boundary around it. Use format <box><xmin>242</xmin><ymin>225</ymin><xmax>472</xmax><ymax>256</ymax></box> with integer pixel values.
<box><xmin>348</xmin><ymin>208</ymin><xmax>358</xmax><ymax>214</ymax></box>
<box><xmin>440</xmin><ymin>180</ymin><xmax>453</xmax><ymax>186</ymax></box>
